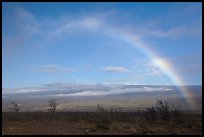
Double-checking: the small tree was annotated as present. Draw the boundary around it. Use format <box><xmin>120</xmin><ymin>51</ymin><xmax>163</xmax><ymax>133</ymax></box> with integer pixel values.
<box><xmin>95</xmin><ymin>104</ymin><xmax>111</xmax><ymax>130</ymax></box>
<box><xmin>48</xmin><ymin>98</ymin><xmax>58</xmax><ymax>113</ymax></box>
<box><xmin>11</xmin><ymin>101</ymin><xmax>21</xmax><ymax>114</ymax></box>
<box><xmin>96</xmin><ymin>104</ymin><xmax>105</xmax><ymax>113</ymax></box>
<box><xmin>146</xmin><ymin>100</ymin><xmax>184</xmax><ymax>123</ymax></box>
<box><xmin>156</xmin><ymin>100</ymin><xmax>170</xmax><ymax>121</ymax></box>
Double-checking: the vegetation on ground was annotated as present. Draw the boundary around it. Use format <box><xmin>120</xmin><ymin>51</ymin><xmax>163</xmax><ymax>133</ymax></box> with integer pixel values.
<box><xmin>2</xmin><ymin>99</ymin><xmax>202</xmax><ymax>135</ymax></box>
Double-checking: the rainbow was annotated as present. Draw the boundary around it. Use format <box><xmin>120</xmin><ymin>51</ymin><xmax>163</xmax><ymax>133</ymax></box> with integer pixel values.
<box><xmin>101</xmin><ymin>26</ymin><xmax>197</xmax><ymax>110</ymax></box>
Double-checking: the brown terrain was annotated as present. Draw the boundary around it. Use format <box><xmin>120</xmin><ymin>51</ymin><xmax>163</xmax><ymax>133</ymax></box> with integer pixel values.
<box><xmin>2</xmin><ymin>120</ymin><xmax>202</xmax><ymax>135</ymax></box>
<box><xmin>2</xmin><ymin>109</ymin><xmax>202</xmax><ymax>135</ymax></box>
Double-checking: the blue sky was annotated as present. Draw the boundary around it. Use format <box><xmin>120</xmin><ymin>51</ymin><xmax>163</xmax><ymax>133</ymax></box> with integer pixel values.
<box><xmin>2</xmin><ymin>2</ymin><xmax>202</xmax><ymax>89</ymax></box>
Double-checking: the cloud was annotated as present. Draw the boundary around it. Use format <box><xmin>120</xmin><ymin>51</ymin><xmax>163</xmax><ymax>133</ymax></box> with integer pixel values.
<box><xmin>47</xmin><ymin>14</ymin><xmax>108</xmax><ymax>38</ymax></box>
<box><xmin>38</xmin><ymin>64</ymin><xmax>75</xmax><ymax>73</ymax></box>
<box><xmin>15</xmin><ymin>7</ymin><xmax>43</xmax><ymax>35</ymax></box>
<box><xmin>141</xmin><ymin>25</ymin><xmax>201</xmax><ymax>39</ymax></box>
<box><xmin>46</xmin><ymin>10</ymin><xmax>118</xmax><ymax>39</ymax></box>
<box><xmin>81</xmin><ymin>16</ymin><xmax>104</xmax><ymax>30</ymax></box>
<box><xmin>2</xmin><ymin>82</ymin><xmax>87</xmax><ymax>95</ymax></box>
<box><xmin>3</xmin><ymin>6</ymin><xmax>201</xmax><ymax>87</ymax></box>
<box><xmin>3</xmin><ymin>82</ymin><xmax>174</xmax><ymax>96</ymax></box>
<box><xmin>143</xmin><ymin>62</ymin><xmax>162</xmax><ymax>76</ymax></box>
<box><xmin>118</xmin><ymin>4</ymin><xmax>201</xmax><ymax>40</ymax></box>
<box><xmin>2</xmin><ymin>87</ymin><xmax>45</xmax><ymax>95</ymax></box>
<box><xmin>131</xmin><ymin>60</ymin><xmax>163</xmax><ymax>76</ymax></box>
<box><xmin>100</xmin><ymin>66</ymin><xmax>130</xmax><ymax>73</ymax></box>
<box><xmin>3</xmin><ymin>7</ymin><xmax>43</xmax><ymax>37</ymax></box>
<box><xmin>106</xmin><ymin>76</ymin><xmax>144</xmax><ymax>85</ymax></box>
<box><xmin>2</xmin><ymin>7</ymin><xmax>44</xmax><ymax>61</ymax></box>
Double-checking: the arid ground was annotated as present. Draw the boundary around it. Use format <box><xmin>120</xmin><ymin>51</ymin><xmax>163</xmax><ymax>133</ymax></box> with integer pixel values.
<box><xmin>2</xmin><ymin>110</ymin><xmax>202</xmax><ymax>135</ymax></box>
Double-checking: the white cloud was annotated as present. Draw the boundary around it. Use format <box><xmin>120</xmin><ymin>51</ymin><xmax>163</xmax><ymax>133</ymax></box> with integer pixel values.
<box><xmin>3</xmin><ymin>82</ymin><xmax>174</xmax><ymax>96</ymax></box>
<box><xmin>2</xmin><ymin>87</ymin><xmax>45</xmax><ymax>95</ymax></box>
<box><xmin>131</xmin><ymin>60</ymin><xmax>163</xmax><ymax>76</ymax></box>
<box><xmin>2</xmin><ymin>7</ymin><xmax>44</xmax><ymax>61</ymax></box>
<box><xmin>143</xmin><ymin>62</ymin><xmax>162</xmax><ymax>76</ymax></box>
<box><xmin>81</xmin><ymin>16</ymin><xmax>104</xmax><ymax>30</ymax></box>
<box><xmin>3</xmin><ymin>7</ymin><xmax>201</xmax><ymax>87</ymax></box>
<box><xmin>16</xmin><ymin>7</ymin><xmax>43</xmax><ymax>35</ymax></box>
<box><xmin>4</xmin><ymin>7</ymin><xmax>43</xmax><ymax>37</ymax></box>
<box><xmin>100</xmin><ymin>66</ymin><xmax>130</xmax><ymax>73</ymax></box>
<box><xmin>38</xmin><ymin>64</ymin><xmax>75</xmax><ymax>73</ymax></box>
<box><xmin>47</xmin><ymin>14</ymin><xmax>106</xmax><ymax>38</ymax></box>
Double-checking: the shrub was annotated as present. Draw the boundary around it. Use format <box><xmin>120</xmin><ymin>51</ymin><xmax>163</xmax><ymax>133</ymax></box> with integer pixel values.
<box><xmin>11</xmin><ymin>101</ymin><xmax>21</xmax><ymax>114</ymax></box>
<box><xmin>156</xmin><ymin>100</ymin><xmax>170</xmax><ymax>121</ymax></box>
<box><xmin>146</xmin><ymin>107</ymin><xmax>156</xmax><ymax>121</ymax></box>
<box><xmin>95</xmin><ymin>105</ymin><xmax>112</xmax><ymax>130</ymax></box>
<box><xmin>146</xmin><ymin>100</ymin><xmax>183</xmax><ymax>122</ymax></box>
<box><xmin>171</xmin><ymin>104</ymin><xmax>183</xmax><ymax>123</ymax></box>
<box><xmin>48</xmin><ymin>98</ymin><xmax>58</xmax><ymax>113</ymax></box>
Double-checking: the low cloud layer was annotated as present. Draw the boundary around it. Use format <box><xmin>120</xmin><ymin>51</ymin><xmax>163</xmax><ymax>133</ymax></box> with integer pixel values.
<box><xmin>3</xmin><ymin>82</ymin><xmax>174</xmax><ymax>96</ymax></box>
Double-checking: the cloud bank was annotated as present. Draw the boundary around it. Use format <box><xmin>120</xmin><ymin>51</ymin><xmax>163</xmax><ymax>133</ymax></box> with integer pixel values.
<box><xmin>3</xmin><ymin>83</ymin><xmax>174</xmax><ymax>96</ymax></box>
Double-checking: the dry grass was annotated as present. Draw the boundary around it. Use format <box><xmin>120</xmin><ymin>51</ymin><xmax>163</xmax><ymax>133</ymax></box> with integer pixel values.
<box><xmin>2</xmin><ymin>109</ymin><xmax>202</xmax><ymax>135</ymax></box>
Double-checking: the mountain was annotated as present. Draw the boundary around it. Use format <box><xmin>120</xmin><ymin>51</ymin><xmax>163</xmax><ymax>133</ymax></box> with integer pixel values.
<box><xmin>2</xmin><ymin>85</ymin><xmax>202</xmax><ymax>112</ymax></box>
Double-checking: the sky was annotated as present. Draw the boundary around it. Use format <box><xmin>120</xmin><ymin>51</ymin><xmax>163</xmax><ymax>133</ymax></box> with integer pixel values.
<box><xmin>2</xmin><ymin>2</ymin><xmax>202</xmax><ymax>89</ymax></box>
